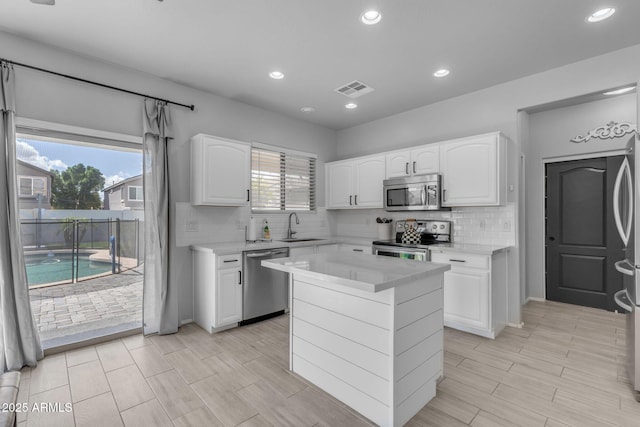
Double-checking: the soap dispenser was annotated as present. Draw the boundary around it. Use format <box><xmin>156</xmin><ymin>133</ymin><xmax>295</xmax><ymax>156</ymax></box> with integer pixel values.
<box><xmin>263</xmin><ymin>220</ymin><xmax>271</xmax><ymax>240</ymax></box>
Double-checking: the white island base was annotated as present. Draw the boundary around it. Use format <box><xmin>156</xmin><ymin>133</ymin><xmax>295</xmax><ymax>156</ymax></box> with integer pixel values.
<box><xmin>263</xmin><ymin>253</ymin><xmax>449</xmax><ymax>427</ymax></box>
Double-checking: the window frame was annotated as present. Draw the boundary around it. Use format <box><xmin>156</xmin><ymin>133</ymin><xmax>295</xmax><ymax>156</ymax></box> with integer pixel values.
<box><xmin>250</xmin><ymin>143</ymin><xmax>317</xmax><ymax>214</ymax></box>
<box><xmin>18</xmin><ymin>175</ymin><xmax>47</xmax><ymax>198</ymax></box>
<box><xmin>127</xmin><ymin>185</ymin><xmax>144</xmax><ymax>201</ymax></box>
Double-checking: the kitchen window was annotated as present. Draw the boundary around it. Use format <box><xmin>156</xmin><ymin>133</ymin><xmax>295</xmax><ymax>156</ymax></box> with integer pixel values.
<box><xmin>251</xmin><ymin>144</ymin><xmax>316</xmax><ymax>212</ymax></box>
<box><xmin>19</xmin><ymin>176</ymin><xmax>47</xmax><ymax>197</ymax></box>
<box><xmin>128</xmin><ymin>185</ymin><xmax>143</xmax><ymax>201</ymax></box>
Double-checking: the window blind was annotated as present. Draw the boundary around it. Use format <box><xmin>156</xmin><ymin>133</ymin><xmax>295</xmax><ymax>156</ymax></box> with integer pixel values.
<box><xmin>251</xmin><ymin>147</ymin><xmax>316</xmax><ymax>212</ymax></box>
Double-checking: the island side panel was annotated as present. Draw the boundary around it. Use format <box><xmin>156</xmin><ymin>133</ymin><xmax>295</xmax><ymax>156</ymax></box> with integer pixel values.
<box><xmin>290</xmin><ymin>273</ymin><xmax>394</xmax><ymax>426</ymax></box>
<box><xmin>393</xmin><ymin>275</ymin><xmax>444</xmax><ymax>427</ymax></box>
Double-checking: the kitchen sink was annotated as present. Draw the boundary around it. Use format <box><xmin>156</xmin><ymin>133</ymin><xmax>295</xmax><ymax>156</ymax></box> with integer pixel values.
<box><xmin>278</xmin><ymin>238</ymin><xmax>326</xmax><ymax>242</ymax></box>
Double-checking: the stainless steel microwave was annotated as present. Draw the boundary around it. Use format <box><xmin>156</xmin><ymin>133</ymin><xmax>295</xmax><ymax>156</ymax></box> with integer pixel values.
<box><xmin>383</xmin><ymin>174</ymin><xmax>443</xmax><ymax>211</ymax></box>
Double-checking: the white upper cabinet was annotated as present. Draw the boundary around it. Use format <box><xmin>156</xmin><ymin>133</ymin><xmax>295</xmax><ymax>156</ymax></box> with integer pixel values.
<box><xmin>191</xmin><ymin>134</ymin><xmax>251</xmax><ymax>206</ymax></box>
<box><xmin>326</xmin><ymin>155</ymin><xmax>385</xmax><ymax>209</ymax></box>
<box><xmin>326</xmin><ymin>161</ymin><xmax>354</xmax><ymax>208</ymax></box>
<box><xmin>386</xmin><ymin>145</ymin><xmax>439</xmax><ymax>178</ymax></box>
<box><xmin>439</xmin><ymin>133</ymin><xmax>506</xmax><ymax>207</ymax></box>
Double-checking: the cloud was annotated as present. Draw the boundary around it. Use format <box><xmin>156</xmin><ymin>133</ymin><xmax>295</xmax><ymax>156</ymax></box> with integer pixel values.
<box><xmin>16</xmin><ymin>139</ymin><xmax>68</xmax><ymax>171</ymax></box>
<box><xmin>104</xmin><ymin>173</ymin><xmax>130</xmax><ymax>187</ymax></box>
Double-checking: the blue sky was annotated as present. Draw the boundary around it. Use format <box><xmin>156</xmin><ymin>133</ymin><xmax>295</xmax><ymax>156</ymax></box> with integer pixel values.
<box><xmin>16</xmin><ymin>137</ymin><xmax>142</xmax><ymax>188</ymax></box>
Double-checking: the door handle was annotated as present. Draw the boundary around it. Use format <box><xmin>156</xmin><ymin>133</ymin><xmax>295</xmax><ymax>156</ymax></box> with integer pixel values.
<box><xmin>238</xmin><ymin>271</ymin><xmax>242</xmax><ymax>284</ymax></box>
<box><xmin>349</xmin><ymin>195</ymin><xmax>353</xmax><ymax>206</ymax></box>
<box><xmin>443</xmin><ymin>189</ymin><xmax>447</xmax><ymax>202</ymax></box>
<box><xmin>354</xmin><ymin>195</ymin><xmax>358</xmax><ymax>205</ymax></box>
<box><xmin>614</xmin><ymin>289</ymin><xmax>633</xmax><ymax>312</ymax></box>
<box><xmin>413</xmin><ymin>161</ymin><xmax>416</xmax><ymax>174</ymax></box>
<box><xmin>246</xmin><ymin>251</ymin><xmax>273</xmax><ymax>258</ymax></box>
<box><xmin>247</xmin><ymin>189</ymin><xmax>250</xmax><ymax>202</ymax></box>
<box><xmin>615</xmin><ymin>259</ymin><xmax>635</xmax><ymax>276</ymax></box>
<box><xmin>548</xmin><ymin>236</ymin><xmax>555</xmax><ymax>241</ymax></box>
<box><xmin>405</xmin><ymin>162</ymin><xmax>409</xmax><ymax>175</ymax></box>
<box><xmin>613</xmin><ymin>157</ymin><xmax>633</xmax><ymax>246</ymax></box>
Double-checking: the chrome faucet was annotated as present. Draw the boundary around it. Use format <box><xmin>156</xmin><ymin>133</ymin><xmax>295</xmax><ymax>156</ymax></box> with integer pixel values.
<box><xmin>287</xmin><ymin>212</ymin><xmax>300</xmax><ymax>239</ymax></box>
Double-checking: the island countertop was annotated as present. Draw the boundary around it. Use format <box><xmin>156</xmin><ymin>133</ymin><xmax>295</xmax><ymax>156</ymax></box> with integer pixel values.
<box><xmin>262</xmin><ymin>252</ymin><xmax>450</xmax><ymax>293</ymax></box>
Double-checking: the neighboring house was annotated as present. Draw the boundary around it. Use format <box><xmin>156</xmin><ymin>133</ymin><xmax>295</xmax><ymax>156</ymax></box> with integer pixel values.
<box><xmin>103</xmin><ymin>175</ymin><xmax>144</xmax><ymax>210</ymax></box>
<box><xmin>17</xmin><ymin>160</ymin><xmax>54</xmax><ymax>210</ymax></box>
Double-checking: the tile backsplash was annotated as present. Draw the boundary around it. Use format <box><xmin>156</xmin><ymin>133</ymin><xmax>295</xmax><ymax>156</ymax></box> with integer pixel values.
<box><xmin>330</xmin><ymin>204</ymin><xmax>516</xmax><ymax>247</ymax></box>
<box><xmin>174</xmin><ymin>202</ymin><xmax>331</xmax><ymax>247</ymax></box>
<box><xmin>175</xmin><ymin>202</ymin><xmax>516</xmax><ymax>248</ymax></box>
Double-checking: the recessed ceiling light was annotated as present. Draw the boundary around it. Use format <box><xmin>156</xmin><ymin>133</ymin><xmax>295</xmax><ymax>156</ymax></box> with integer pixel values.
<box><xmin>301</xmin><ymin>106</ymin><xmax>316</xmax><ymax>113</ymax></box>
<box><xmin>433</xmin><ymin>69</ymin><xmax>450</xmax><ymax>78</ymax></box>
<box><xmin>269</xmin><ymin>71</ymin><xmax>284</xmax><ymax>80</ymax></box>
<box><xmin>361</xmin><ymin>10</ymin><xmax>382</xmax><ymax>25</ymax></box>
<box><xmin>345</xmin><ymin>103</ymin><xmax>358</xmax><ymax>109</ymax></box>
<box><xmin>587</xmin><ymin>7</ymin><xmax>615</xmax><ymax>22</ymax></box>
<box><xmin>30</xmin><ymin>0</ymin><xmax>55</xmax><ymax>4</ymax></box>
<box><xmin>604</xmin><ymin>86</ymin><xmax>636</xmax><ymax>95</ymax></box>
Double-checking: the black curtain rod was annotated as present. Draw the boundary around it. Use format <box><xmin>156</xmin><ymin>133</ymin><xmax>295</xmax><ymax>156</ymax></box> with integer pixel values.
<box><xmin>1</xmin><ymin>57</ymin><xmax>195</xmax><ymax>111</ymax></box>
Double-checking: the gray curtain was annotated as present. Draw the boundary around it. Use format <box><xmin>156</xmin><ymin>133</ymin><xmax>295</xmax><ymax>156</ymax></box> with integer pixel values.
<box><xmin>0</xmin><ymin>61</ymin><xmax>43</xmax><ymax>371</ymax></box>
<box><xmin>142</xmin><ymin>99</ymin><xmax>178</xmax><ymax>335</ymax></box>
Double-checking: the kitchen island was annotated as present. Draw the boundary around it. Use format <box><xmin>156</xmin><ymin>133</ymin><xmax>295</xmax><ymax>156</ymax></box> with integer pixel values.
<box><xmin>262</xmin><ymin>252</ymin><xmax>450</xmax><ymax>427</ymax></box>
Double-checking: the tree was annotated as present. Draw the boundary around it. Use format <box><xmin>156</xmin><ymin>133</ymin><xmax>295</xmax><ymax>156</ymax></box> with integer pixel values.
<box><xmin>51</xmin><ymin>164</ymin><xmax>105</xmax><ymax>209</ymax></box>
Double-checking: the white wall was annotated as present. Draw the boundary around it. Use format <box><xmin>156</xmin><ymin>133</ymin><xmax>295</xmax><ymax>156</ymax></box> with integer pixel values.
<box><xmin>526</xmin><ymin>93</ymin><xmax>636</xmax><ymax>300</ymax></box>
<box><xmin>1</xmin><ymin>31</ymin><xmax>337</xmax><ymax>324</ymax></box>
<box><xmin>336</xmin><ymin>43</ymin><xmax>640</xmax><ymax>317</ymax></box>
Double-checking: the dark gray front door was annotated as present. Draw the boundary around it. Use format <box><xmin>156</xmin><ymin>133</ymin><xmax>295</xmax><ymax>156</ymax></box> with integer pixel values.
<box><xmin>545</xmin><ymin>156</ymin><xmax>624</xmax><ymax>311</ymax></box>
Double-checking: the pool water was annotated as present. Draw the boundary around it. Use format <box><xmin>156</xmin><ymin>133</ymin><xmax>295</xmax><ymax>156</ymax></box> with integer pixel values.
<box><xmin>25</xmin><ymin>253</ymin><xmax>114</xmax><ymax>286</ymax></box>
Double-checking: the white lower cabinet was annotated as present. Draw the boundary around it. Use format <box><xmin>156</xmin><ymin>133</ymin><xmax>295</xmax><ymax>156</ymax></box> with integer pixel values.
<box><xmin>430</xmin><ymin>249</ymin><xmax>508</xmax><ymax>339</ymax></box>
<box><xmin>292</xmin><ymin>243</ymin><xmax>371</xmax><ymax>256</ymax></box>
<box><xmin>338</xmin><ymin>243</ymin><xmax>371</xmax><ymax>254</ymax></box>
<box><xmin>193</xmin><ymin>251</ymin><xmax>243</xmax><ymax>333</ymax></box>
<box><xmin>290</xmin><ymin>246</ymin><xmax>318</xmax><ymax>256</ymax></box>
<box><xmin>316</xmin><ymin>244</ymin><xmax>338</xmax><ymax>254</ymax></box>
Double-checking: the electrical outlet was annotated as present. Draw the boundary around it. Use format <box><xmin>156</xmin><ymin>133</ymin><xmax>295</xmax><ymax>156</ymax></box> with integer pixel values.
<box><xmin>503</xmin><ymin>220</ymin><xmax>511</xmax><ymax>231</ymax></box>
<box><xmin>186</xmin><ymin>220</ymin><xmax>198</xmax><ymax>232</ymax></box>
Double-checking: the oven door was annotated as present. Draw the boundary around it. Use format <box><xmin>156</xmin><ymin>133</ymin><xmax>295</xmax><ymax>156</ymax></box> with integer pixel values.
<box><xmin>373</xmin><ymin>245</ymin><xmax>428</xmax><ymax>261</ymax></box>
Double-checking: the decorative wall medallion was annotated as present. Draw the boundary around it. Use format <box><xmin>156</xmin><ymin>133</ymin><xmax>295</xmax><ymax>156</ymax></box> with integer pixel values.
<box><xmin>571</xmin><ymin>121</ymin><xmax>637</xmax><ymax>143</ymax></box>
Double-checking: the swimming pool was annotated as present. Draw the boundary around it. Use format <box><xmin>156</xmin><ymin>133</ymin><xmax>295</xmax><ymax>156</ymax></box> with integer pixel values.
<box><xmin>25</xmin><ymin>253</ymin><xmax>114</xmax><ymax>287</ymax></box>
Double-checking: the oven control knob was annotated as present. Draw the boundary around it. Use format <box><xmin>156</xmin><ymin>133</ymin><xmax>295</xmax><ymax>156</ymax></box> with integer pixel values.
<box><xmin>432</xmin><ymin>225</ymin><xmax>437</xmax><ymax>230</ymax></box>
<box><xmin>440</xmin><ymin>225</ymin><xmax>445</xmax><ymax>229</ymax></box>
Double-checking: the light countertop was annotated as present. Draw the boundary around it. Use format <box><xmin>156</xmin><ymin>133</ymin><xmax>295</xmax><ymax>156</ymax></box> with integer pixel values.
<box><xmin>262</xmin><ymin>252</ymin><xmax>450</xmax><ymax>293</ymax></box>
<box><xmin>190</xmin><ymin>237</ymin><xmax>511</xmax><ymax>256</ymax></box>
<box><xmin>428</xmin><ymin>243</ymin><xmax>511</xmax><ymax>255</ymax></box>
<box><xmin>190</xmin><ymin>236</ymin><xmax>372</xmax><ymax>255</ymax></box>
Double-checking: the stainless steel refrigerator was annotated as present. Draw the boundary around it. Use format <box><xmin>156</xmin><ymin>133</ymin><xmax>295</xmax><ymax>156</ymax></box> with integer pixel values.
<box><xmin>613</xmin><ymin>133</ymin><xmax>640</xmax><ymax>400</ymax></box>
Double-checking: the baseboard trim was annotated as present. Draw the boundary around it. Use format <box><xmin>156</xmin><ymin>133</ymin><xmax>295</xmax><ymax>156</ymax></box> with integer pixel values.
<box><xmin>525</xmin><ymin>297</ymin><xmax>546</xmax><ymax>303</ymax></box>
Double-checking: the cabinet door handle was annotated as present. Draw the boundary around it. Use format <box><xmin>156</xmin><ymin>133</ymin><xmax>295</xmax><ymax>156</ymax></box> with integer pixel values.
<box><xmin>354</xmin><ymin>195</ymin><xmax>358</xmax><ymax>205</ymax></box>
<box><xmin>349</xmin><ymin>195</ymin><xmax>353</xmax><ymax>205</ymax></box>
<box><xmin>353</xmin><ymin>249</ymin><xmax>363</xmax><ymax>252</ymax></box>
<box><xmin>405</xmin><ymin>162</ymin><xmax>409</xmax><ymax>175</ymax></box>
<box><xmin>413</xmin><ymin>161</ymin><xmax>416</xmax><ymax>174</ymax></box>
<box><xmin>238</xmin><ymin>271</ymin><xmax>242</xmax><ymax>284</ymax></box>
<box><xmin>223</xmin><ymin>259</ymin><xmax>239</xmax><ymax>263</ymax></box>
<box><xmin>247</xmin><ymin>189</ymin><xmax>250</xmax><ymax>202</ymax></box>
<box><xmin>449</xmin><ymin>259</ymin><xmax>466</xmax><ymax>263</ymax></box>
<box><xmin>443</xmin><ymin>189</ymin><xmax>447</xmax><ymax>201</ymax></box>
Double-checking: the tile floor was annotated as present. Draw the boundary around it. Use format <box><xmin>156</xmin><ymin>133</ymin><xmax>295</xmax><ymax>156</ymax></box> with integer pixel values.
<box><xmin>15</xmin><ymin>300</ymin><xmax>640</xmax><ymax>426</ymax></box>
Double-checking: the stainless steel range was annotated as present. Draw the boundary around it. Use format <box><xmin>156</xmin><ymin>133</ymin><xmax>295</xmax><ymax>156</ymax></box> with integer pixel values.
<box><xmin>373</xmin><ymin>220</ymin><xmax>451</xmax><ymax>261</ymax></box>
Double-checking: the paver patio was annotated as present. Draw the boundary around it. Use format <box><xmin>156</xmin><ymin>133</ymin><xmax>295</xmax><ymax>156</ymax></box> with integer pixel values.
<box><xmin>29</xmin><ymin>265</ymin><xmax>143</xmax><ymax>347</ymax></box>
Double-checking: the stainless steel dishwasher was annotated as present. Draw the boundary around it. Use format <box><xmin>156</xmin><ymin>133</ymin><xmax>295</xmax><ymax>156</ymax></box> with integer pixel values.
<box><xmin>241</xmin><ymin>247</ymin><xmax>290</xmax><ymax>324</ymax></box>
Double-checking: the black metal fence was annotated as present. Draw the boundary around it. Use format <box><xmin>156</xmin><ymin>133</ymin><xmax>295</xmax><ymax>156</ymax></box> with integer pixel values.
<box><xmin>20</xmin><ymin>218</ymin><xmax>144</xmax><ymax>287</ymax></box>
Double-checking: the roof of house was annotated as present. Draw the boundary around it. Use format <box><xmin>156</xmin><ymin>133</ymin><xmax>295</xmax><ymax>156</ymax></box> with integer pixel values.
<box><xmin>17</xmin><ymin>159</ymin><xmax>55</xmax><ymax>177</ymax></box>
<box><xmin>102</xmin><ymin>174</ymin><xmax>143</xmax><ymax>192</ymax></box>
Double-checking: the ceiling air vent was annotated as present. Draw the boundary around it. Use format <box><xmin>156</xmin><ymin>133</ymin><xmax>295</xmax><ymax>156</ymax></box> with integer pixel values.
<box><xmin>334</xmin><ymin>80</ymin><xmax>374</xmax><ymax>99</ymax></box>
